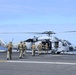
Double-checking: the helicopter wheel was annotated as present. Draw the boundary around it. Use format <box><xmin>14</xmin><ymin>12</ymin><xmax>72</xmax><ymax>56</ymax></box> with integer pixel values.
<box><xmin>56</xmin><ymin>52</ymin><xmax>61</xmax><ymax>54</ymax></box>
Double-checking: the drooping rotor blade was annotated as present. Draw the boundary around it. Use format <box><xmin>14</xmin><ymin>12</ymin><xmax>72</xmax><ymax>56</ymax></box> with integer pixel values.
<box><xmin>59</xmin><ymin>31</ymin><xmax>76</xmax><ymax>33</ymax></box>
<box><xmin>63</xmin><ymin>31</ymin><xmax>76</xmax><ymax>33</ymax></box>
<box><xmin>26</xmin><ymin>31</ymin><xmax>56</xmax><ymax>35</ymax></box>
<box><xmin>0</xmin><ymin>31</ymin><xmax>56</xmax><ymax>34</ymax></box>
<box><xmin>0</xmin><ymin>32</ymin><xmax>22</xmax><ymax>34</ymax></box>
<box><xmin>0</xmin><ymin>32</ymin><xmax>42</xmax><ymax>34</ymax></box>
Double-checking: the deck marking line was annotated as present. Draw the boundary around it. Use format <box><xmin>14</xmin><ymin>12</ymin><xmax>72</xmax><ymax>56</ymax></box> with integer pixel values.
<box><xmin>6</xmin><ymin>61</ymin><xmax>76</xmax><ymax>65</ymax></box>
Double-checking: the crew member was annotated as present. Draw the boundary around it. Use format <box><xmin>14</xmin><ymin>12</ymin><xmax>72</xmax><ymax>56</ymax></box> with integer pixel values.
<box><xmin>45</xmin><ymin>43</ymin><xmax>49</xmax><ymax>54</ymax></box>
<box><xmin>7</xmin><ymin>42</ymin><xmax>13</xmax><ymax>60</ymax></box>
<box><xmin>23</xmin><ymin>42</ymin><xmax>26</xmax><ymax>57</ymax></box>
<box><xmin>31</xmin><ymin>43</ymin><xmax>36</xmax><ymax>56</ymax></box>
<box><xmin>37</xmin><ymin>43</ymin><xmax>42</xmax><ymax>55</ymax></box>
<box><xmin>18</xmin><ymin>41</ymin><xmax>23</xmax><ymax>59</ymax></box>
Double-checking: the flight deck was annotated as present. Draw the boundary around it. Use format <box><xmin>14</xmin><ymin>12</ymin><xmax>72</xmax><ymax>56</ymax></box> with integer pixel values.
<box><xmin>0</xmin><ymin>52</ymin><xmax>76</xmax><ymax>75</ymax></box>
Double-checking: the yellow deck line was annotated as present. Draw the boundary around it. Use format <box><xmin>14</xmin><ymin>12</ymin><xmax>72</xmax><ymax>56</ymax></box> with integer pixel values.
<box><xmin>0</xmin><ymin>60</ymin><xmax>6</xmax><ymax>62</ymax></box>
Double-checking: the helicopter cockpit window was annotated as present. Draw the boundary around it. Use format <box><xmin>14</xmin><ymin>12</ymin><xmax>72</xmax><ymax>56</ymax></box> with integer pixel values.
<box><xmin>62</xmin><ymin>41</ymin><xmax>68</xmax><ymax>46</ymax></box>
<box><xmin>66</xmin><ymin>41</ymin><xmax>71</xmax><ymax>45</ymax></box>
<box><xmin>62</xmin><ymin>43</ymin><xmax>66</xmax><ymax>46</ymax></box>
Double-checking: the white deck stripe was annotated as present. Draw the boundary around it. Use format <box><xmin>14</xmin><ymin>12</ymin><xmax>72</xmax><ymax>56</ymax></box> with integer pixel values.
<box><xmin>6</xmin><ymin>61</ymin><xmax>76</xmax><ymax>65</ymax></box>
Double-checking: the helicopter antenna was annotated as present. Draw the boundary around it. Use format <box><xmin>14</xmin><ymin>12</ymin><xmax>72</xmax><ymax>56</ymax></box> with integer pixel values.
<box><xmin>12</xmin><ymin>38</ymin><xmax>14</xmax><ymax>42</ymax></box>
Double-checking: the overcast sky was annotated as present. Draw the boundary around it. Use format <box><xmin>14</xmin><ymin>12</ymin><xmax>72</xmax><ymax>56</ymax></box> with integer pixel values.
<box><xmin>0</xmin><ymin>0</ymin><xmax>76</xmax><ymax>45</ymax></box>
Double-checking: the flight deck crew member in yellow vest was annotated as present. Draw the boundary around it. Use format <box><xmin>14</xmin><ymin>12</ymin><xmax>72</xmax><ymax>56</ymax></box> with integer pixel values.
<box><xmin>31</xmin><ymin>43</ymin><xmax>36</xmax><ymax>56</ymax></box>
<box><xmin>18</xmin><ymin>41</ymin><xmax>23</xmax><ymax>59</ymax></box>
<box><xmin>23</xmin><ymin>42</ymin><xmax>26</xmax><ymax>57</ymax></box>
<box><xmin>7</xmin><ymin>42</ymin><xmax>13</xmax><ymax>60</ymax></box>
<box><xmin>37</xmin><ymin>43</ymin><xmax>42</xmax><ymax>55</ymax></box>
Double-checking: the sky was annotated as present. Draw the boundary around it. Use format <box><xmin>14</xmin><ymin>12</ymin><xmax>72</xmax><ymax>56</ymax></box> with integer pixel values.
<box><xmin>0</xmin><ymin>0</ymin><xmax>76</xmax><ymax>45</ymax></box>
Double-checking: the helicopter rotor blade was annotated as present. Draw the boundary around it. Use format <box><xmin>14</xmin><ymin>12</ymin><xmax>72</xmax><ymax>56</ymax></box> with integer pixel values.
<box><xmin>0</xmin><ymin>32</ymin><xmax>42</xmax><ymax>34</ymax></box>
<box><xmin>58</xmin><ymin>31</ymin><xmax>76</xmax><ymax>33</ymax></box>
<box><xmin>63</xmin><ymin>31</ymin><xmax>76</xmax><ymax>33</ymax></box>
<box><xmin>0</xmin><ymin>31</ymin><xmax>56</xmax><ymax>34</ymax></box>
<box><xmin>1</xmin><ymin>31</ymin><xmax>76</xmax><ymax>34</ymax></box>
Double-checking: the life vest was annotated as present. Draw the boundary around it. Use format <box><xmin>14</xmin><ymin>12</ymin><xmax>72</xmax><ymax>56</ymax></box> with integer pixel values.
<box><xmin>7</xmin><ymin>44</ymin><xmax>12</xmax><ymax>51</ymax></box>
<box><xmin>37</xmin><ymin>44</ymin><xmax>42</xmax><ymax>50</ymax></box>
<box><xmin>18</xmin><ymin>44</ymin><xmax>23</xmax><ymax>50</ymax></box>
<box><xmin>23</xmin><ymin>44</ymin><xmax>26</xmax><ymax>50</ymax></box>
<box><xmin>31</xmin><ymin>45</ymin><xmax>36</xmax><ymax>50</ymax></box>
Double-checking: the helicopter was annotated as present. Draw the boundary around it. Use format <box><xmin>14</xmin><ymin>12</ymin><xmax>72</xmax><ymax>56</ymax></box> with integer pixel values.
<box><xmin>23</xmin><ymin>31</ymin><xmax>75</xmax><ymax>54</ymax></box>
<box><xmin>0</xmin><ymin>31</ymin><xmax>75</xmax><ymax>54</ymax></box>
